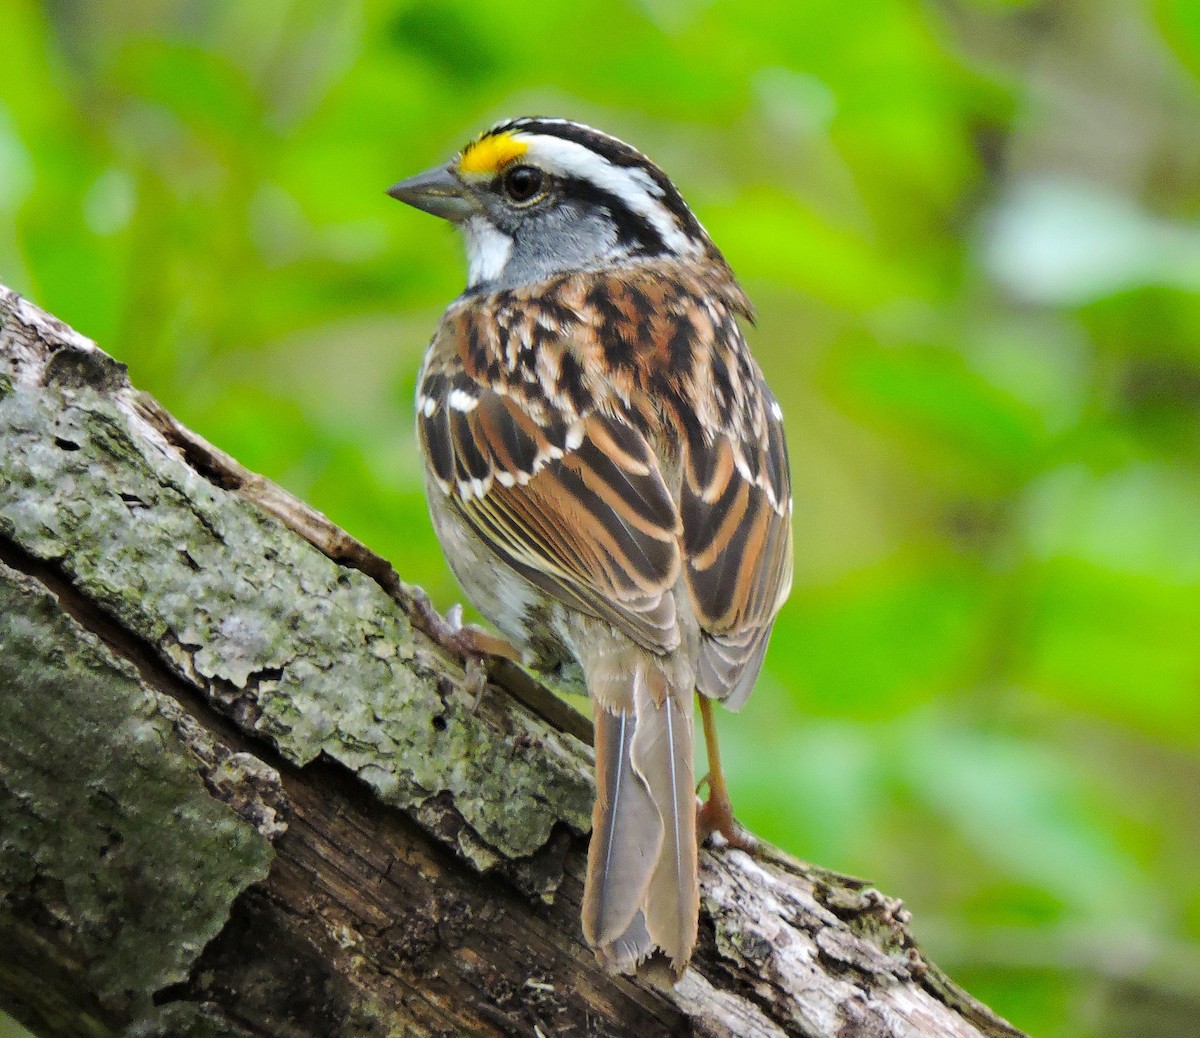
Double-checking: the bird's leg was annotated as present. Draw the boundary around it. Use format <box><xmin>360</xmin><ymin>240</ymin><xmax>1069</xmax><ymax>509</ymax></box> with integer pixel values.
<box><xmin>696</xmin><ymin>695</ymin><xmax>755</xmax><ymax>851</ymax></box>
<box><xmin>410</xmin><ymin>591</ymin><xmax>520</xmax><ymax>710</ymax></box>
<box><xmin>440</xmin><ymin>603</ymin><xmax>522</xmax><ymax>661</ymax></box>
<box><xmin>411</xmin><ymin>589</ymin><xmax>521</xmax><ymax>661</ymax></box>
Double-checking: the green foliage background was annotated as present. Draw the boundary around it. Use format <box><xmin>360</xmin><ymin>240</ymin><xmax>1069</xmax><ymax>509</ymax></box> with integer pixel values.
<box><xmin>2</xmin><ymin>1</ymin><xmax>1199</xmax><ymax>1035</ymax></box>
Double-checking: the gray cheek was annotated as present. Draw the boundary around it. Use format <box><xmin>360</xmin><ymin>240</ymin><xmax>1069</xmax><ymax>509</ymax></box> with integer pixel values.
<box><xmin>501</xmin><ymin>209</ymin><xmax>620</xmax><ymax>285</ymax></box>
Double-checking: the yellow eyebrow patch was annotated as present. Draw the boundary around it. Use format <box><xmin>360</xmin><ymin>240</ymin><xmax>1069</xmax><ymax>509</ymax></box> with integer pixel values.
<box><xmin>458</xmin><ymin>132</ymin><xmax>529</xmax><ymax>175</ymax></box>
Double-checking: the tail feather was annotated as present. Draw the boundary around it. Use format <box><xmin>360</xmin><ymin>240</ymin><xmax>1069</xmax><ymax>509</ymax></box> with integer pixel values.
<box><xmin>582</xmin><ymin>695</ymin><xmax>662</xmax><ymax>954</ymax></box>
<box><xmin>634</xmin><ymin>684</ymin><xmax>697</xmax><ymax>972</ymax></box>
<box><xmin>583</xmin><ymin>664</ymin><xmax>698</xmax><ymax>978</ymax></box>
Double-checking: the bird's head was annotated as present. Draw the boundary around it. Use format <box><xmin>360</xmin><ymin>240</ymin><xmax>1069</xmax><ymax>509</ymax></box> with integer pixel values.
<box><xmin>388</xmin><ymin>117</ymin><xmax>723</xmax><ymax>290</ymax></box>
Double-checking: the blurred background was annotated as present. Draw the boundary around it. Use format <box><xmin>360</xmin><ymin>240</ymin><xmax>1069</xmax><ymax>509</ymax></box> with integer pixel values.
<box><xmin>1</xmin><ymin>1</ymin><xmax>1198</xmax><ymax>1035</ymax></box>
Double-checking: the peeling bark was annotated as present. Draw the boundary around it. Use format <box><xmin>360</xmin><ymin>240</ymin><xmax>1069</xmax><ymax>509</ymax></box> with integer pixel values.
<box><xmin>0</xmin><ymin>285</ymin><xmax>1027</xmax><ymax>1038</ymax></box>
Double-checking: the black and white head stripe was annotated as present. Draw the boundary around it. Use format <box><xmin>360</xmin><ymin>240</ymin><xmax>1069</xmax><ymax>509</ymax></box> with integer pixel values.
<box><xmin>482</xmin><ymin>117</ymin><xmax>712</xmax><ymax>258</ymax></box>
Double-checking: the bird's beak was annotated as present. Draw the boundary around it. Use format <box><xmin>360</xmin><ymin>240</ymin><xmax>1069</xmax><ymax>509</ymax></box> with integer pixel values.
<box><xmin>386</xmin><ymin>163</ymin><xmax>477</xmax><ymax>223</ymax></box>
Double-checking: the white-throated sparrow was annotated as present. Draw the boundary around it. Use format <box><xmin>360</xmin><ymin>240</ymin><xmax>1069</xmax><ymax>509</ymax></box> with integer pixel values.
<box><xmin>388</xmin><ymin>118</ymin><xmax>793</xmax><ymax>977</ymax></box>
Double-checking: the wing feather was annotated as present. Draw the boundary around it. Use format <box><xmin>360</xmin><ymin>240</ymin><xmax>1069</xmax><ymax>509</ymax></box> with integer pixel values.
<box><xmin>418</xmin><ymin>341</ymin><xmax>683</xmax><ymax>654</ymax></box>
<box><xmin>681</xmin><ymin>388</ymin><xmax>793</xmax><ymax>707</ymax></box>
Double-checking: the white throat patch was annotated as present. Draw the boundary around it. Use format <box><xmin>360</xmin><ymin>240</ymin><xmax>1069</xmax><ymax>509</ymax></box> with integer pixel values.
<box><xmin>464</xmin><ymin>216</ymin><xmax>514</xmax><ymax>287</ymax></box>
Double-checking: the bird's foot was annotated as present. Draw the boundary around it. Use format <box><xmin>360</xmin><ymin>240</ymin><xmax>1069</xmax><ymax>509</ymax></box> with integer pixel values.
<box><xmin>412</xmin><ymin>594</ymin><xmax>520</xmax><ymax>711</ymax></box>
<box><xmin>696</xmin><ymin>775</ymin><xmax>757</xmax><ymax>852</ymax></box>
<box><xmin>440</xmin><ymin>603</ymin><xmax>521</xmax><ymax>661</ymax></box>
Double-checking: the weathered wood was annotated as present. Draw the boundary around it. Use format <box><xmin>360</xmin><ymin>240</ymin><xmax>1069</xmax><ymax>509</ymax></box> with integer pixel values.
<box><xmin>0</xmin><ymin>285</ymin><xmax>1027</xmax><ymax>1038</ymax></box>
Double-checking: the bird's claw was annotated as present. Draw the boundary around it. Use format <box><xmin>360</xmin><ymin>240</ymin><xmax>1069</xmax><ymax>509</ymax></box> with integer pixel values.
<box><xmin>696</xmin><ymin>774</ymin><xmax>756</xmax><ymax>852</ymax></box>
<box><xmin>411</xmin><ymin>592</ymin><xmax>520</xmax><ymax>711</ymax></box>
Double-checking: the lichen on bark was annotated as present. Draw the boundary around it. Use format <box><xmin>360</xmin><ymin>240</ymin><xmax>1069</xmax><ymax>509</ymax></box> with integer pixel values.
<box><xmin>0</xmin><ymin>564</ymin><xmax>274</xmax><ymax>1031</ymax></box>
<box><xmin>0</xmin><ymin>367</ymin><xmax>593</xmax><ymax>867</ymax></box>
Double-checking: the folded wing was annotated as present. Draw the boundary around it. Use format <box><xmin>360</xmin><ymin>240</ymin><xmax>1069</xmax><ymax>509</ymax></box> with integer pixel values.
<box><xmin>418</xmin><ymin>359</ymin><xmax>683</xmax><ymax>655</ymax></box>
<box><xmin>678</xmin><ymin>384</ymin><xmax>793</xmax><ymax>710</ymax></box>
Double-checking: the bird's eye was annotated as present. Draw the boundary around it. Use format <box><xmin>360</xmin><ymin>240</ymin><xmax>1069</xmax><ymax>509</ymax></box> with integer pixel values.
<box><xmin>502</xmin><ymin>165</ymin><xmax>545</xmax><ymax>204</ymax></box>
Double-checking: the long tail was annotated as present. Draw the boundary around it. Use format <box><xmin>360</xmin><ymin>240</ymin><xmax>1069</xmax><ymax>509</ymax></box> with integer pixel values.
<box><xmin>582</xmin><ymin>664</ymin><xmax>698</xmax><ymax>977</ymax></box>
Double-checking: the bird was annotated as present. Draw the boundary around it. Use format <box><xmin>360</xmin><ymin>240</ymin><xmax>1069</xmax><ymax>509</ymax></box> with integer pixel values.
<box><xmin>388</xmin><ymin>117</ymin><xmax>793</xmax><ymax>978</ymax></box>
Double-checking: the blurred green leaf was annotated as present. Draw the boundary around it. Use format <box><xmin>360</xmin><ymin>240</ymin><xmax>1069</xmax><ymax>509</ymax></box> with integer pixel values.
<box><xmin>1022</xmin><ymin>560</ymin><xmax>1200</xmax><ymax>742</ymax></box>
<box><xmin>773</xmin><ymin>557</ymin><xmax>986</xmax><ymax>716</ymax></box>
<box><xmin>835</xmin><ymin>339</ymin><xmax>1047</xmax><ymax>485</ymax></box>
<box><xmin>1155</xmin><ymin>0</ymin><xmax>1200</xmax><ymax>79</ymax></box>
<box><xmin>899</xmin><ymin>718</ymin><xmax>1160</xmax><ymax>922</ymax></box>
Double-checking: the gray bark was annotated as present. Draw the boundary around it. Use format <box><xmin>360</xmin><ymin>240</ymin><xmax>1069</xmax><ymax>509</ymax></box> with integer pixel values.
<box><xmin>0</xmin><ymin>284</ymin><xmax>1027</xmax><ymax>1038</ymax></box>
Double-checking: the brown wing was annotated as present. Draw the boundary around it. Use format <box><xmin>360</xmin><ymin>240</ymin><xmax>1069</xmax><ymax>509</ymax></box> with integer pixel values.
<box><xmin>418</xmin><ymin>361</ymin><xmax>684</xmax><ymax>655</ymax></box>
<box><xmin>680</xmin><ymin>381</ymin><xmax>793</xmax><ymax>710</ymax></box>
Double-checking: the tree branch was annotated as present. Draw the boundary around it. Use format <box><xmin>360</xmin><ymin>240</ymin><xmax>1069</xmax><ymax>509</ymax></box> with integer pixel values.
<box><xmin>0</xmin><ymin>285</ymin><xmax>1026</xmax><ymax>1038</ymax></box>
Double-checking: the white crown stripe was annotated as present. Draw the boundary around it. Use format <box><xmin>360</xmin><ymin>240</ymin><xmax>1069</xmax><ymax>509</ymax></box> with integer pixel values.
<box><xmin>515</xmin><ymin>135</ymin><xmax>702</xmax><ymax>258</ymax></box>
